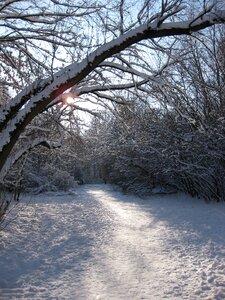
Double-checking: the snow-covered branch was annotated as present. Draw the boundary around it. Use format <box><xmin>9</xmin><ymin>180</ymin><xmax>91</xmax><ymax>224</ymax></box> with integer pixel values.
<box><xmin>77</xmin><ymin>79</ymin><xmax>150</xmax><ymax>96</ymax></box>
<box><xmin>0</xmin><ymin>137</ymin><xmax>61</xmax><ymax>182</ymax></box>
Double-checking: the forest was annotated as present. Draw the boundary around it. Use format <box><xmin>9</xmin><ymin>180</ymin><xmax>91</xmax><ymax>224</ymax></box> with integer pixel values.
<box><xmin>0</xmin><ymin>0</ymin><xmax>225</xmax><ymax>223</ymax></box>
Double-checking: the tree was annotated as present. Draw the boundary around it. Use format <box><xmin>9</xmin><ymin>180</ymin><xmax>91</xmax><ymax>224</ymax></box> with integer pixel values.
<box><xmin>0</xmin><ymin>0</ymin><xmax>224</xmax><ymax>181</ymax></box>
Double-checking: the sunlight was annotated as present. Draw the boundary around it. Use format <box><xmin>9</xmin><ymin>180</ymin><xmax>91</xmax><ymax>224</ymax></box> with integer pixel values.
<box><xmin>65</xmin><ymin>96</ymin><xmax>75</xmax><ymax>105</ymax></box>
<box><xmin>61</xmin><ymin>92</ymin><xmax>76</xmax><ymax>106</ymax></box>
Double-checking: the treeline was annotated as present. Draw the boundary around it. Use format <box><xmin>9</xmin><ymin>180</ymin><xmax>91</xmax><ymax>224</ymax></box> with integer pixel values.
<box><xmin>85</xmin><ymin>102</ymin><xmax>225</xmax><ymax>201</ymax></box>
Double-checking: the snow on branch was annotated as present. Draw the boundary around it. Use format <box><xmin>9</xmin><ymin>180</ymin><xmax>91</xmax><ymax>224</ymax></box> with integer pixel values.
<box><xmin>0</xmin><ymin>78</ymin><xmax>51</xmax><ymax>131</ymax></box>
<box><xmin>0</xmin><ymin>137</ymin><xmax>61</xmax><ymax>182</ymax></box>
<box><xmin>77</xmin><ymin>79</ymin><xmax>150</xmax><ymax>96</ymax></box>
<box><xmin>98</xmin><ymin>62</ymin><xmax>150</xmax><ymax>79</ymax></box>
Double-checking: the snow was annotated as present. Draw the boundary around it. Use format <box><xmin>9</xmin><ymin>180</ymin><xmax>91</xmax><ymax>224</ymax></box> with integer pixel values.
<box><xmin>0</xmin><ymin>184</ymin><xmax>225</xmax><ymax>300</ymax></box>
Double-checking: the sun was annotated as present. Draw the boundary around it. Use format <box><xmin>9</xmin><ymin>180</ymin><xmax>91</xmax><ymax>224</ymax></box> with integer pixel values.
<box><xmin>65</xmin><ymin>96</ymin><xmax>75</xmax><ymax>105</ymax></box>
<box><xmin>61</xmin><ymin>91</ymin><xmax>77</xmax><ymax>105</ymax></box>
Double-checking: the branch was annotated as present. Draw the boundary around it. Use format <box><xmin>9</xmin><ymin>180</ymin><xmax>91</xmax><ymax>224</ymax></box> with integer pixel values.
<box><xmin>77</xmin><ymin>79</ymin><xmax>149</xmax><ymax>95</ymax></box>
<box><xmin>0</xmin><ymin>137</ymin><xmax>61</xmax><ymax>181</ymax></box>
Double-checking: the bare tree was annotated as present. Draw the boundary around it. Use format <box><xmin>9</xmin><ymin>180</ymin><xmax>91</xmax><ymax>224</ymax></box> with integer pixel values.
<box><xmin>0</xmin><ymin>0</ymin><xmax>224</xmax><ymax>181</ymax></box>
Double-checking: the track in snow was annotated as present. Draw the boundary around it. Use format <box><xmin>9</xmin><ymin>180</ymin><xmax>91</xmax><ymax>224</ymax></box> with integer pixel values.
<box><xmin>0</xmin><ymin>184</ymin><xmax>225</xmax><ymax>299</ymax></box>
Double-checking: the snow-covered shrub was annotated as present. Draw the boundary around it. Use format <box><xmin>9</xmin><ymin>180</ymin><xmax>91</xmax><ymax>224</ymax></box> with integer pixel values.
<box><xmin>23</xmin><ymin>164</ymin><xmax>75</xmax><ymax>193</ymax></box>
<box><xmin>49</xmin><ymin>169</ymin><xmax>75</xmax><ymax>191</ymax></box>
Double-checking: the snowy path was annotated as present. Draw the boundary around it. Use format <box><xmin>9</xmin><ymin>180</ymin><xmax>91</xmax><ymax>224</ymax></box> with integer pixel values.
<box><xmin>0</xmin><ymin>184</ymin><xmax>225</xmax><ymax>300</ymax></box>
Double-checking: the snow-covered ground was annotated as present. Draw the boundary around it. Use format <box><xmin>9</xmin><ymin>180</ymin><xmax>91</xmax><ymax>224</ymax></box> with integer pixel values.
<box><xmin>0</xmin><ymin>184</ymin><xmax>225</xmax><ymax>300</ymax></box>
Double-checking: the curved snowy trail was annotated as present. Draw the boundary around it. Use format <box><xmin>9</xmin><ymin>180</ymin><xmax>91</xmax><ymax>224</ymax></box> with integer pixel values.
<box><xmin>0</xmin><ymin>185</ymin><xmax>225</xmax><ymax>300</ymax></box>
